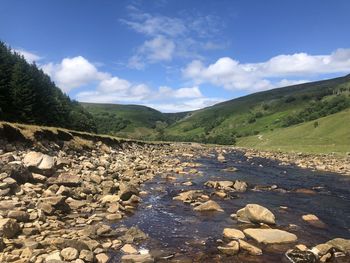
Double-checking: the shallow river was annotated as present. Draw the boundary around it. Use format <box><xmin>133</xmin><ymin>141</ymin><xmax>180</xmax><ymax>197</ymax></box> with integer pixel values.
<box><xmin>111</xmin><ymin>150</ymin><xmax>350</xmax><ymax>262</ymax></box>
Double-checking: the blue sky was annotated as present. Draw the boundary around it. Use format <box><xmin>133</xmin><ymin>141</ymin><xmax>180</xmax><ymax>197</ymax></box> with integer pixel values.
<box><xmin>1</xmin><ymin>0</ymin><xmax>350</xmax><ymax>112</ymax></box>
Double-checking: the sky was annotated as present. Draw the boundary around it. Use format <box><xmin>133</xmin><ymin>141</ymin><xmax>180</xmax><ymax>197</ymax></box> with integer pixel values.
<box><xmin>1</xmin><ymin>0</ymin><xmax>350</xmax><ymax>112</ymax></box>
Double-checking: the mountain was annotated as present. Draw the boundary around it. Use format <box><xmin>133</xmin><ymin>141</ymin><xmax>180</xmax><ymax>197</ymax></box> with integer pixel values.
<box><xmin>0</xmin><ymin>41</ymin><xmax>96</xmax><ymax>132</ymax></box>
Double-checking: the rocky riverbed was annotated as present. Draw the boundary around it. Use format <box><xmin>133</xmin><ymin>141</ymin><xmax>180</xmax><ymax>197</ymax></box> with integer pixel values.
<box><xmin>0</xmin><ymin>126</ymin><xmax>349</xmax><ymax>263</ymax></box>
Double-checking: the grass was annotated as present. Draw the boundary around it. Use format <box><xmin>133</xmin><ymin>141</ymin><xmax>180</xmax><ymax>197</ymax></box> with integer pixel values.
<box><xmin>236</xmin><ymin>109</ymin><xmax>350</xmax><ymax>155</ymax></box>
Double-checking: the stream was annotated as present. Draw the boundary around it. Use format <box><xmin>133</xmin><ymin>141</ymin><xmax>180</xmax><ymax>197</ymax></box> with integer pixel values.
<box><xmin>111</xmin><ymin>150</ymin><xmax>350</xmax><ymax>262</ymax></box>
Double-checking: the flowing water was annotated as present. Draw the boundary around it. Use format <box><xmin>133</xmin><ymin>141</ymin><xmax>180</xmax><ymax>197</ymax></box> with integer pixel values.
<box><xmin>111</xmin><ymin>150</ymin><xmax>350</xmax><ymax>262</ymax></box>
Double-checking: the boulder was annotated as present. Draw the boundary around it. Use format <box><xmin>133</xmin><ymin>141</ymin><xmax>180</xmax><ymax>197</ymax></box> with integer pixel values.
<box><xmin>79</xmin><ymin>250</ymin><xmax>94</xmax><ymax>262</ymax></box>
<box><xmin>23</xmin><ymin>151</ymin><xmax>55</xmax><ymax>175</ymax></box>
<box><xmin>237</xmin><ymin>204</ymin><xmax>275</xmax><ymax>224</ymax></box>
<box><xmin>45</xmin><ymin>251</ymin><xmax>62</xmax><ymax>262</ymax></box>
<box><xmin>223</xmin><ymin>228</ymin><xmax>245</xmax><ymax>239</ymax></box>
<box><xmin>121</xmin><ymin>244</ymin><xmax>138</xmax><ymax>254</ymax></box>
<box><xmin>96</xmin><ymin>253</ymin><xmax>109</xmax><ymax>263</ymax></box>
<box><xmin>243</xmin><ymin>228</ymin><xmax>297</xmax><ymax>244</ymax></box>
<box><xmin>173</xmin><ymin>190</ymin><xmax>202</xmax><ymax>202</ymax></box>
<box><xmin>119</xmin><ymin>183</ymin><xmax>139</xmax><ymax>201</ymax></box>
<box><xmin>326</xmin><ymin>238</ymin><xmax>350</xmax><ymax>253</ymax></box>
<box><xmin>302</xmin><ymin>214</ymin><xmax>326</xmax><ymax>229</ymax></box>
<box><xmin>7</xmin><ymin>210</ymin><xmax>29</xmax><ymax>222</ymax></box>
<box><xmin>47</xmin><ymin>173</ymin><xmax>81</xmax><ymax>186</ymax></box>
<box><xmin>193</xmin><ymin>200</ymin><xmax>224</xmax><ymax>212</ymax></box>
<box><xmin>0</xmin><ymin>218</ymin><xmax>20</xmax><ymax>238</ymax></box>
<box><xmin>218</xmin><ymin>240</ymin><xmax>239</xmax><ymax>255</ymax></box>
<box><xmin>233</xmin><ymin>180</ymin><xmax>248</xmax><ymax>192</ymax></box>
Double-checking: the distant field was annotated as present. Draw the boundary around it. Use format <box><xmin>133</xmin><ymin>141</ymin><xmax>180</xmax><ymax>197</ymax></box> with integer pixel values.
<box><xmin>237</xmin><ymin>109</ymin><xmax>350</xmax><ymax>155</ymax></box>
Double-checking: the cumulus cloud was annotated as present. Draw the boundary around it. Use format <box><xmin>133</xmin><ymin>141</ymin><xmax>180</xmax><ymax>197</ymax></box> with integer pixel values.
<box><xmin>14</xmin><ymin>48</ymin><xmax>42</xmax><ymax>63</ymax></box>
<box><xmin>183</xmin><ymin>48</ymin><xmax>350</xmax><ymax>91</ymax></box>
<box><xmin>42</xmin><ymin>56</ymin><xmax>108</xmax><ymax>92</ymax></box>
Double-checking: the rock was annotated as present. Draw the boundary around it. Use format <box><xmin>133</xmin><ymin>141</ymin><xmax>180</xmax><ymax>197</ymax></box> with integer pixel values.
<box><xmin>0</xmin><ymin>218</ymin><xmax>20</xmax><ymax>238</ymax></box>
<box><xmin>121</xmin><ymin>254</ymin><xmax>154</xmax><ymax>263</ymax></box>
<box><xmin>100</xmin><ymin>194</ymin><xmax>120</xmax><ymax>204</ymax></box>
<box><xmin>120</xmin><ymin>226</ymin><xmax>147</xmax><ymax>243</ymax></box>
<box><xmin>243</xmin><ymin>228</ymin><xmax>297</xmax><ymax>244</ymax></box>
<box><xmin>237</xmin><ymin>204</ymin><xmax>275</xmax><ymax>224</ymax></box>
<box><xmin>302</xmin><ymin>214</ymin><xmax>326</xmax><ymax>228</ymax></box>
<box><xmin>23</xmin><ymin>151</ymin><xmax>43</xmax><ymax>167</ymax></box>
<box><xmin>47</xmin><ymin>173</ymin><xmax>81</xmax><ymax>186</ymax></box>
<box><xmin>194</xmin><ymin>200</ymin><xmax>224</xmax><ymax>212</ymax></box>
<box><xmin>326</xmin><ymin>238</ymin><xmax>350</xmax><ymax>253</ymax></box>
<box><xmin>312</xmin><ymin>243</ymin><xmax>333</xmax><ymax>256</ymax></box>
<box><xmin>61</xmin><ymin>247</ymin><xmax>79</xmax><ymax>261</ymax></box>
<box><xmin>218</xmin><ymin>240</ymin><xmax>239</xmax><ymax>255</ymax></box>
<box><xmin>96</xmin><ymin>253</ymin><xmax>109</xmax><ymax>263</ymax></box>
<box><xmin>23</xmin><ymin>151</ymin><xmax>55</xmax><ymax>175</ymax></box>
<box><xmin>45</xmin><ymin>251</ymin><xmax>62</xmax><ymax>262</ymax></box>
<box><xmin>285</xmin><ymin>248</ymin><xmax>317</xmax><ymax>263</ymax></box>
<box><xmin>96</xmin><ymin>224</ymin><xmax>112</xmax><ymax>236</ymax></box>
<box><xmin>239</xmin><ymin>240</ymin><xmax>262</xmax><ymax>255</ymax></box>
<box><xmin>121</xmin><ymin>244</ymin><xmax>138</xmax><ymax>254</ymax></box>
<box><xmin>106</xmin><ymin>213</ymin><xmax>123</xmax><ymax>221</ymax></box>
<box><xmin>119</xmin><ymin>183</ymin><xmax>139</xmax><ymax>201</ymax></box>
<box><xmin>79</xmin><ymin>250</ymin><xmax>94</xmax><ymax>262</ymax></box>
<box><xmin>7</xmin><ymin>210</ymin><xmax>29</xmax><ymax>222</ymax></box>
<box><xmin>223</xmin><ymin>228</ymin><xmax>245</xmax><ymax>239</ymax></box>
<box><xmin>233</xmin><ymin>180</ymin><xmax>248</xmax><ymax>192</ymax></box>
<box><xmin>217</xmin><ymin>154</ymin><xmax>226</xmax><ymax>163</ymax></box>
<box><xmin>173</xmin><ymin>190</ymin><xmax>202</xmax><ymax>202</ymax></box>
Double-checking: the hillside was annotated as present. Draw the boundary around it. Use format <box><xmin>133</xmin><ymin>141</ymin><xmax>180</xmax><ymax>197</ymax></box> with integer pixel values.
<box><xmin>164</xmin><ymin>74</ymin><xmax>350</xmax><ymax>144</ymax></box>
<box><xmin>237</xmin><ymin>108</ymin><xmax>350</xmax><ymax>154</ymax></box>
<box><xmin>0</xmin><ymin>42</ymin><xmax>96</xmax><ymax>132</ymax></box>
<box><xmin>81</xmin><ymin>102</ymin><xmax>188</xmax><ymax>139</ymax></box>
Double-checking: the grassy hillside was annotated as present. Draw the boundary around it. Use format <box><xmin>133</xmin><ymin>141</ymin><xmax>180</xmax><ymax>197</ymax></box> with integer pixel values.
<box><xmin>81</xmin><ymin>102</ymin><xmax>188</xmax><ymax>139</ymax></box>
<box><xmin>164</xmin><ymin>74</ymin><xmax>350</xmax><ymax>144</ymax></box>
<box><xmin>236</xmin><ymin>108</ymin><xmax>350</xmax><ymax>154</ymax></box>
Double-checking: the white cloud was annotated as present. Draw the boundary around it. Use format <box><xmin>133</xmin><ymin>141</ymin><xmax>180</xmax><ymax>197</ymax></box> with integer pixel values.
<box><xmin>14</xmin><ymin>48</ymin><xmax>42</xmax><ymax>63</ymax></box>
<box><xmin>122</xmin><ymin>9</ymin><xmax>226</xmax><ymax>69</ymax></box>
<box><xmin>158</xmin><ymin>86</ymin><xmax>202</xmax><ymax>98</ymax></box>
<box><xmin>183</xmin><ymin>48</ymin><xmax>350</xmax><ymax>91</ymax></box>
<box><xmin>42</xmin><ymin>56</ymin><xmax>109</xmax><ymax>92</ymax></box>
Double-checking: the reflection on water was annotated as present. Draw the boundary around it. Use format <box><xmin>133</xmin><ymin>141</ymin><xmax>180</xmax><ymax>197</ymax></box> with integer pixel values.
<box><xmin>111</xmin><ymin>150</ymin><xmax>350</xmax><ymax>262</ymax></box>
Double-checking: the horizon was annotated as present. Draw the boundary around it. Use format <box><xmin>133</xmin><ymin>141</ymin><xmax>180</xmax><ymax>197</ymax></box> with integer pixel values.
<box><xmin>2</xmin><ymin>0</ymin><xmax>350</xmax><ymax>112</ymax></box>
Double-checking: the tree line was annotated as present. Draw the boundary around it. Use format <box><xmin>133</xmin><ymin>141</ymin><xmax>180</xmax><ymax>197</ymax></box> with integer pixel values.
<box><xmin>0</xmin><ymin>42</ymin><xmax>96</xmax><ymax>132</ymax></box>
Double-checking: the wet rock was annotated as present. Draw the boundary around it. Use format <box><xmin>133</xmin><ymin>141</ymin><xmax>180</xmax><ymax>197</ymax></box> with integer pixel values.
<box><xmin>302</xmin><ymin>214</ymin><xmax>326</xmax><ymax>229</ymax></box>
<box><xmin>285</xmin><ymin>248</ymin><xmax>317</xmax><ymax>263</ymax></box>
<box><xmin>218</xmin><ymin>240</ymin><xmax>239</xmax><ymax>255</ymax></box>
<box><xmin>120</xmin><ymin>226</ymin><xmax>148</xmax><ymax>243</ymax></box>
<box><xmin>61</xmin><ymin>247</ymin><xmax>79</xmax><ymax>261</ymax></box>
<box><xmin>223</xmin><ymin>228</ymin><xmax>245</xmax><ymax>239</ymax></box>
<box><xmin>239</xmin><ymin>239</ymin><xmax>262</xmax><ymax>255</ymax></box>
<box><xmin>193</xmin><ymin>200</ymin><xmax>224</xmax><ymax>212</ymax></box>
<box><xmin>233</xmin><ymin>180</ymin><xmax>248</xmax><ymax>192</ymax></box>
<box><xmin>119</xmin><ymin>183</ymin><xmax>139</xmax><ymax>201</ymax></box>
<box><xmin>237</xmin><ymin>204</ymin><xmax>275</xmax><ymax>224</ymax></box>
<box><xmin>121</xmin><ymin>254</ymin><xmax>154</xmax><ymax>263</ymax></box>
<box><xmin>121</xmin><ymin>244</ymin><xmax>138</xmax><ymax>254</ymax></box>
<box><xmin>0</xmin><ymin>218</ymin><xmax>20</xmax><ymax>238</ymax></box>
<box><xmin>217</xmin><ymin>154</ymin><xmax>226</xmax><ymax>163</ymax></box>
<box><xmin>243</xmin><ymin>228</ymin><xmax>297</xmax><ymax>244</ymax></box>
<box><xmin>326</xmin><ymin>238</ymin><xmax>350</xmax><ymax>253</ymax></box>
<box><xmin>173</xmin><ymin>190</ymin><xmax>202</xmax><ymax>202</ymax></box>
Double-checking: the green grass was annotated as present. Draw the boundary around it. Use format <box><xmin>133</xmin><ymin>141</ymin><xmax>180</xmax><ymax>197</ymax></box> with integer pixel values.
<box><xmin>236</xmin><ymin>109</ymin><xmax>350</xmax><ymax>155</ymax></box>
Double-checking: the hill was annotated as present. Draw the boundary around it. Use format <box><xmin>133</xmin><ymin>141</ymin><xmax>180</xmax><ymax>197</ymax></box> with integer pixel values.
<box><xmin>163</xmin><ymin>74</ymin><xmax>350</xmax><ymax>145</ymax></box>
<box><xmin>236</xmin><ymin>108</ymin><xmax>350</xmax><ymax>154</ymax></box>
<box><xmin>80</xmin><ymin>102</ymin><xmax>188</xmax><ymax>139</ymax></box>
<box><xmin>0</xmin><ymin>41</ymin><xmax>96</xmax><ymax>132</ymax></box>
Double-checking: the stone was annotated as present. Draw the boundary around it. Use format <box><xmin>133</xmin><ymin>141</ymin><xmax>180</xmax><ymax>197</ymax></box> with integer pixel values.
<box><xmin>106</xmin><ymin>213</ymin><xmax>123</xmax><ymax>221</ymax></box>
<box><xmin>119</xmin><ymin>183</ymin><xmax>139</xmax><ymax>201</ymax></box>
<box><xmin>8</xmin><ymin>210</ymin><xmax>29</xmax><ymax>222</ymax></box>
<box><xmin>313</xmin><ymin>243</ymin><xmax>333</xmax><ymax>256</ymax></box>
<box><xmin>23</xmin><ymin>151</ymin><xmax>55</xmax><ymax>175</ymax></box>
<box><xmin>238</xmin><ymin>204</ymin><xmax>276</xmax><ymax>224</ymax></box>
<box><xmin>0</xmin><ymin>218</ymin><xmax>20</xmax><ymax>238</ymax></box>
<box><xmin>23</xmin><ymin>152</ymin><xmax>43</xmax><ymax>167</ymax></box>
<box><xmin>61</xmin><ymin>247</ymin><xmax>79</xmax><ymax>261</ymax></box>
<box><xmin>120</xmin><ymin>227</ymin><xmax>147</xmax><ymax>243</ymax></box>
<box><xmin>96</xmin><ymin>224</ymin><xmax>112</xmax><ymax>236</ymax></box>
<box><xmin>121</xmin><ymin>244</ymin><xmax>138</xmax><ymax>254</ymax></box>
<box><xmin>302</xmin><ymin>214</ymin><xmax>326</xmax><ymax>228</ymax></box>
<box><xmin>239</xmin><ymin>240</ymin><xmax>262</xmax><ymax>255</ymax></box>
<box><xmin>100</xmin><ymin>194</ymin><xmax>120</xmax><ymax>204</ymax></box>
<box><xmin>96</xmin><ymin>253</ymin><xmax>109</xmax><ymax>263</ymax></box>
<box><xmin>47</xmin><ymin>173</ymin><xmax>81</xmax><ymax>186</ymax></box>
<box><xmin>285</xmin><ymin>248</ymin><xmax>317</xmax><ymax>263</ymax></box>
<box><xmin>79</xmin><ymin>250</ymin><xmax>94</xmax><ymax>262</ymax></box>
<box><xmin>243</xmin><ymin>228</ymin><xmax>297</xmax><ymax>244</ymax></box>
<box><xmin>233</xmin><ymin>180</ymin><xmax>248</xmax><ymax>192</ymax></box>
<box><xmin>217</xmin><ymin>240</ymin><xmax>239</xmax><ymax>255</ymax></box>
<box><xmin>121</xmin><ymin>254</ymin><xmax>154</xmax><ymax>263</ymax></box>
<box><xmin>173</xmin><ymin>190</ymin><xmax>202</xmax><ymax>202</ymax></box>
<box><xmin>45</xmin><ymin>251</ymin><xmax>62</xmax><ymax>262</ymax></box>
<box><xmin>223</xmin><ymin>228</ymin><xmax>245</xmax><ymax>239</ymax></box>
<box><xmin>193</xmin><ymin>200</ymin><xmax>224</xmax><ymax>212</ymax></box>
<box><xmin>326</xmin><ymin>238</ymin><xmax>350</xmax><ymax>253</ymax></box>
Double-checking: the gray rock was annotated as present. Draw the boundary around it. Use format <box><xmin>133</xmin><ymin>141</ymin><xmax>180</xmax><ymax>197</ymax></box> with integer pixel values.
<box><xmin>243</xmin><ymin>228</ymin><xmax>297</xmax><ymax>244</ymax></box>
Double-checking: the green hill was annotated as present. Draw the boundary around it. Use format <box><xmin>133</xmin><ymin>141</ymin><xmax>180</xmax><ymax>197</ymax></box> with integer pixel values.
<box><xmin>236</xmin><ymin>108</ymin><xmax>350</xmax><ymax>154</ymax></box>
<box><xmin>163</xmin><ymin>74</ymin><xmax>350</xmax><ymax>145</ymax></box>
<box><xmin>80</xmin><ymin>102</ymin><xmax>188</xmax><ymax>139</ymax></box>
